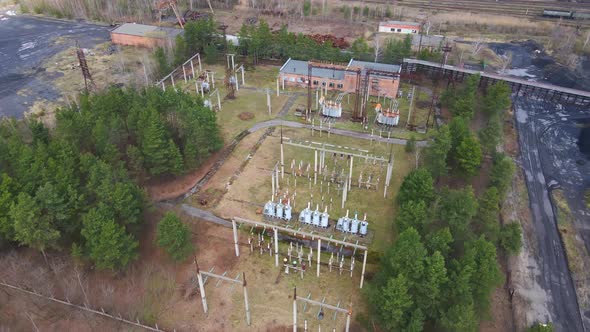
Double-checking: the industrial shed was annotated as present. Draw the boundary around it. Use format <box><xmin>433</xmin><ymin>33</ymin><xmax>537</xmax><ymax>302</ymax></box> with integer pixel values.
<box><xmin>110</xmin><ymin>23</ymin><xmax>182</xmax><ymax>48</ymax></box>
<box><xmin>378</xmin><ymin>21</ymin><xmax>420</xmax><ymax>34</ymax></box>
<box><xmin>279</xmin><ymin>58</ymin><xmax>401</xmax><ymax>98</ymax></box>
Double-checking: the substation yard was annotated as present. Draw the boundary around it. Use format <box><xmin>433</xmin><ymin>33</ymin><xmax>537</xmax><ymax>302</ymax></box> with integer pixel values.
<box><xmin>178</xmin><ymin>127</ymin><xmax>415</xmax><ymax>331</ymax></box>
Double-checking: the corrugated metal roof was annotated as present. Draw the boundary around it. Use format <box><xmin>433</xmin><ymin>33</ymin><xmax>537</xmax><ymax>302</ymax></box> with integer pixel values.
<box><xmin>348</xmin><ymin>60</ymin><xmax>401</xmax><ymax>73</ymax></box>
<box><xmin>379</xmin><ymin>20</ymin><xmax>420</xmax><ymax>27</ymax></box>
<box><xmin>111</xmin><ymin>23</ymin><xmax>182</xmax><ymax>39</ymax></box>
<box><xmin>280</xmin><ymin>59</ymin><xmax>346</xmax><ymax>80</ymax></box>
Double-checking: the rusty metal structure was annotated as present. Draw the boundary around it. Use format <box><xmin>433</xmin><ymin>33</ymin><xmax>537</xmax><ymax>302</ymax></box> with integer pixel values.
<box><xmin>76</xmin><ymin>45</ymin><xmax>95</xmax><ymax>92</ymax></box>
<box><xmin>307</xmin><ymin>62</ymin><xmax>362</xmax><ymax>121</ymax></box>
<box><xmin>156</xmin><ymin>0</ymin><xmax>184</xmax><ymax>28</ymax></box>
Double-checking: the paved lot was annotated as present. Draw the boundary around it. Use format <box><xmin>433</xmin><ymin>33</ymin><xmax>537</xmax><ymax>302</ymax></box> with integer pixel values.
<box><xmin>515</xmin><ymin>97</ymin><xmax>590</xmax><ymax>332</ymax></box>
<box><xmin>0</xmin><ymin>15</ymin><xmax>109</xmax><ymax>118</ymax></box>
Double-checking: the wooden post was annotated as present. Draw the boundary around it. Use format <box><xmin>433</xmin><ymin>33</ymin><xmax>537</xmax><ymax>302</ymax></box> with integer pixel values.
<box><xmin>317</xmin><ymin>239</ymin><xmax>321</xmax><ymax>277</ymax></box>
<box><xmin>293</xmin><ymin>288</ymin><xmax>298</xmax><ymax>332</ymax></box>
<box><xmin>243</xmin><ymin>273</ymin><xmax>251</xmax><ymax>326</ymax></box>
<box><xmin>360</xmin><ymin>250</ymin><xmax>368</xmax><ymax>289</ymax></box>
<box><xmin>232</xmin><ymin>220</ymin><xmax>240</xmax><ymax>257</ymax></box>
<box><xmin>274</xmin><ymin>228</ymin><xmax>279</xmax><ymax>267</ymax></box>
<box><xmin>195</xmin><ymin>259</ymin><xmax>208</xmax><ymax>314</ymax></box>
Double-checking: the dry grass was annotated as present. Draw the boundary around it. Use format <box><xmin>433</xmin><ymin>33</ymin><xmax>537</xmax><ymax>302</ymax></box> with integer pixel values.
<box><xmin>552</xmin><ymin>190</ymin><xmax>588</xmax><ymax>275</ymax></box>
<box><xmin>212</xmin><ymin>127</ymin><xmax>416</xmax><ymax>251</ymax></box>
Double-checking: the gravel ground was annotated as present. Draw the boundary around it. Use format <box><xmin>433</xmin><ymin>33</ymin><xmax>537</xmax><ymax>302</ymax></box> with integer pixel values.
<box><xmin>0</xmin><ymin>14</ymin><xmax>109</xmax><ymax>118</ymax></box>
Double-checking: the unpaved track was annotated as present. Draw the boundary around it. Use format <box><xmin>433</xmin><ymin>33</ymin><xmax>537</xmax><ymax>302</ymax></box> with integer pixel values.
<box><xmin>515</xmin><ymin>97</ymin><xmax>588</xmax><ymax>332</ymax></box>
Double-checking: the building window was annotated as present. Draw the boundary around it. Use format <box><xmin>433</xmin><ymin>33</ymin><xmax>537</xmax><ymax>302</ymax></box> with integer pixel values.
<box><xmin>412</xmin><ymin>29</ymin><xmax>417</xmax><ymax>33</ymax></box>
<box><xmin>390</xmin><ymin>28</ymin><xmax>395</xmax><ymax>32</ymax></box>
<box><xmin>337</xmin><ymin>83</ymin><xmax>343</xmax><ymax>89</ymax></box>
<box><xmin>313</xmin><ymin>80</ymin><xmax>319</xmax><ymax>85</ymax></box>
<box><xmin>329</xmin><ymin>82</ymin><xmax>334</xmax><ymax>87</ymax></box>
<box><xmin>397</xmin><ymin>28</ymin><xmax>402</xmax><ymax>32</ymax></box>
<box><xmin>321</xmin><ymin>82</ymin><xmax>326</xmax><ymax>86</ymax></box>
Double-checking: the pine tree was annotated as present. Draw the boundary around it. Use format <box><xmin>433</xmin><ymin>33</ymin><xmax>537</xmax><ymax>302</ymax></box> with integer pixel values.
<box><xmin>156</xmin><ymin>212</ymin><xmax>193</xmax><ymax>262</ymax></box>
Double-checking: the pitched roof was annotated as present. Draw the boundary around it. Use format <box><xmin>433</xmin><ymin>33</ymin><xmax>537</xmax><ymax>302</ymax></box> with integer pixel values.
<box><xmin>379</xmin><ymin>20</ymin><xmax>421</xmax><ymax>27</ymax></box>
<box><xmin>279</xmin><ymin>59</ymin><xmax>346</xmax><ymax>80</ymax></box>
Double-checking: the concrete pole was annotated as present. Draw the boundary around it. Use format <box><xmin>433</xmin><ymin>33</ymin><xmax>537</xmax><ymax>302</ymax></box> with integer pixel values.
<box><xmin>242</xmin><ymin>66</ymin><xmax>245</xmax><ymax>85</ymax></box>
<box><xmin>236</xmin><ymin>75</ymin><xmax>239</xmax><ymax>91</ymax></box>
<box><xmin>197</xmin><ymin>53</ymin><xmax>202</xmax><ymax>71</ymax></box>
<box><xmin>267</xmin><ymin>90</ymin><xmax>271</xmax><ymax>115</ymax></box>
<box><xmin>195</xmin><ymin>81</ymin><xmax>199</xmax><ymax>95</ymax></box>
<box><xmin>231</xmin><ymin>55</ymin><xmax>235</xmax><ymax>71</ymax></box>
<box><xmin>317</xmin><ymin>239</ymin><xmax>321</xmax><ymax>277</ymax></box>
<box><xmin>161</xmin><ymin>81</ymin><xmax>165</xmax><ymax>91</ymax></box>
<box><xmin>200</xmin><ymin>82</ymin><xmax>204</xmax><ymax>98</ymax></box>
<box><xmin>217</xmin><ymin>91</ymin><xmax>221</xmax><ymax>111</ymax></box>
<box><xmin>293</xmin><ymin>288</ymin><xmax>298</xmax><ymax>332</ymax></box>
<box><xmin>314</xmin><ymin>150</ymin><xmax>318</xmax><ymax>185</ymax></box>
<box><xmin>345</xmin><ymin>310</ymin><xmax>351</xmax><ymax>332</ymax></box>
<box><xmin>190</xmin><ymin>60</ymin><xmax>195</xmax><ymax>78</ymax></box>
<box><xmin>277</xmin><ymin>78</ymin><xmax>280</xmax><ymax>96</ymax></box>
<box><xmin>360</xmin><ymin>250</ymin><xmax>368</xmax><ymax>289</ymax></box>
<box><xmin>348</xmin><ymin>157</ymin><xmax>353</xmax><ymax>191</ymax></box>
<box><xmin>316</xmin><ymin>90</ymin><xmax>319</xmax><ymax>109</ymax></box>
<box><xmin>274</xmin><ymin>228</ymin><xmax>279</xmax><ymax>267</ymax></box>
<box><xmin>243</xmin><ymin>273</ymin><xmax>251</xmax><ymax>326</ymax></box>
<box><xmin>281</xmin><ymin>143</ymin><xmax>284</xmax><ymax>179</ymax></box>
<box><xmin>272</xmin><ymin>170</ymin><xmax>275</xmax><ymax>196</ymax></box>
<box><xmin>212</xmin><ymin>72</ymin><xmax>215</xmax><ymax>89</ymax></box>
<box><xmin>232</xmin><ymin>220</ymin><xmax>240</xmax><ymax>257</ymax></box>
<box><xmin>276</xmin><ymin>166</ymin><xmax>280</xmax><ymax>191</ymax></box>
<box><xmin>195</xmin><ymin>259</ymin><xmax>208</xmax><ymax>314</ymax></box>
<box><xmin>171</xmin><ymin>75</ymin><xmax>176</xmax><ymax>90</ymax></box>
<box><xmin>341</xmin><ymin>178</ymin><xmax>347</xmax><ymax>209</ymax></box>
<box><xmin>226</xmin><ymin>55</ymin><xmax>230</xmax><ymax>69</ymax></box>
<box><xmin>183</xmin><ymin>65</ymin><xmax>187</xmax><ymax>82</ymax></box>
<box><xmin>282</xmin><ymin>74</ymin><xmax>285</xmax><ymax>90</ymax></box>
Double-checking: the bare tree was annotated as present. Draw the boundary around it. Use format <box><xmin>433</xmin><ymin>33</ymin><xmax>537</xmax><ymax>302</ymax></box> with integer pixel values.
<box><xmin>472</xmin><ymin>38</ymin><xmax>485</xmax><ymax>55</ymax></box>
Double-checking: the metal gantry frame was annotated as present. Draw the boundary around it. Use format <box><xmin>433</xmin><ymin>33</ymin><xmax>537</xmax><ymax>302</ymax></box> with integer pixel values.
<box><xmin>292</xmin><ymin>287</ymin><xmax>352</xmax><ymax>332</ymax></box>
<box><xmin>194</xmin><ymin>258</ymin><xmax>251</xmax><ymax>326</ymax></box>
<box><xmin>306</xmin><ymin>62</ymin><xmax>362</xmax><ymax>121</ymax></box>
<box><xmin>157</xmin><ymin>52</ymin><xmax>201</xmax><ymax>90</ymax></box>
<box><xmin>231</xmin><ymin>217</ymin><xmax>369</xmax><ymax>289</ymax></box>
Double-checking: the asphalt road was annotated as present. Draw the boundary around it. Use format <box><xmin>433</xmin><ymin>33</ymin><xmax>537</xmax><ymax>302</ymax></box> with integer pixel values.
<box><xmin>0</xmin><ymin>15</ymin><xmax>109</xmax><ymax>118</ymax></box>
<box><xmin>515</xmin><ymin>97</ymin><xmax>590</xmax><ymax>332</ymax></box>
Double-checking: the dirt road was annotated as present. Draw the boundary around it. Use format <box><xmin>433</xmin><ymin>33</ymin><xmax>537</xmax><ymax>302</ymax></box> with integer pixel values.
<box><xmin>515</xmin><ymin>97</ymin><xmax>589</xmax><ymax>331</ymax></box>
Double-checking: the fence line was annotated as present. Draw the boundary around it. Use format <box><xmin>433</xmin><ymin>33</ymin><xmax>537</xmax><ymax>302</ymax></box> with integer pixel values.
<box><xmin>0</xmin><ymin>281</ymin><xmax>167</xmax><ymax>332</ymax></box>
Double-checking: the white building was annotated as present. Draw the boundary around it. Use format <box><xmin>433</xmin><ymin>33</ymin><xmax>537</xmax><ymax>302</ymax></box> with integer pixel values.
<box><xmin>378</xmin><ymin>21</ymin><xmax>421</xmax><ymax>34</ymax></box>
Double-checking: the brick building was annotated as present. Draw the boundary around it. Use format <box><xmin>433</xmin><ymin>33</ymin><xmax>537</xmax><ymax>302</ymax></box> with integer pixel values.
<box><xmin>110</xmin><ymin>23</ymin><xmax>182</xmax><ymax>48</ymax></box>
<box><xmin>279</xmin><ymin>59</ymin><xmax>401</xmax><ymax>98</ymax></box>
<box><xmin>378</xmin><ymin>21</ymin><xmax>421</xmax><ymax>34</ymax></box>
